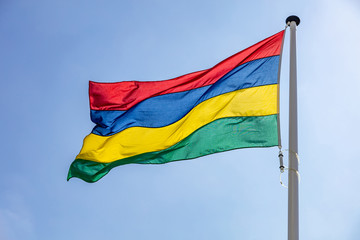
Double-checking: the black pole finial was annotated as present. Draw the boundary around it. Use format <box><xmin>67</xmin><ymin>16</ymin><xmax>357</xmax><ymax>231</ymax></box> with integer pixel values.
<box><xmin>286</xmin><ymin>15</ymin><xmax>300</xmax><ymax>26</ymax></box>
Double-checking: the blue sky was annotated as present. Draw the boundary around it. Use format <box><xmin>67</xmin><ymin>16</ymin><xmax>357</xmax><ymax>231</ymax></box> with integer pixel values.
<box><xmin>1</xmin><ymin>0</ymin><xmax>360</xmax><ymax>239</ymax></box>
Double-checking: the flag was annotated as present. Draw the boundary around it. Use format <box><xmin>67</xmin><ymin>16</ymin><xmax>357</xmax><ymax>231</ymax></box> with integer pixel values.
<box><xmin>68</xmin><ymin>30</ymin><xmax>285</xmax><ymax>183</ymax></box>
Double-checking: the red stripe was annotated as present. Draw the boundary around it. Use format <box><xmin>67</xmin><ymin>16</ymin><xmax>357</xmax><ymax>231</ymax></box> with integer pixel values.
<box><xmin>90</xmin><ymin>30</ymin><xmax>284</xmax><ymax>111</ymax></box>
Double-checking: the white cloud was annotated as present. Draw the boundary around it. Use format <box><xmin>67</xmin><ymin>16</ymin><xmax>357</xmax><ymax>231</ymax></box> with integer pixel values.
<box><xmin>0</xmin><ymin>193</ymin><xmax>35</xmax><ymax>240</ymax></box>
<box><xmin>297</xmin><ymin>1</ymin><xmax>360</xmax><ymax>239</ymax></box>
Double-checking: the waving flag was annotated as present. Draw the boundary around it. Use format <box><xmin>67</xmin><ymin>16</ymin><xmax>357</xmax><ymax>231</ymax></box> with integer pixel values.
<box><xmin>68</xmin><ymin>30</ymin><xmax>285</xmax><ymax>183</ymax></box>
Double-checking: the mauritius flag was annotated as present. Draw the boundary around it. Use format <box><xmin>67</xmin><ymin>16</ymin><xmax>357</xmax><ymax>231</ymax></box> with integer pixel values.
<box><xmin>68</xmin><ymin>30</ymin><xmax>285</xmax><ymax>183</ymax></box>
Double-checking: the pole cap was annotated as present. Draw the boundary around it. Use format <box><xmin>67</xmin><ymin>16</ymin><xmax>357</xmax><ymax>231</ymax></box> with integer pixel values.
<box><xmin>286</xmin><ymin>15</ymin><xmax>300</xmax><ymax>26</ymax></box>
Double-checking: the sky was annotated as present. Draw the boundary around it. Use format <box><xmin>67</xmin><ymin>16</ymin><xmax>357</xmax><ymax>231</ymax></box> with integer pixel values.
<box><xmin>1</xmin><ymin>0</ymin><xmax>360</xmax><ymax>239</ymax></box>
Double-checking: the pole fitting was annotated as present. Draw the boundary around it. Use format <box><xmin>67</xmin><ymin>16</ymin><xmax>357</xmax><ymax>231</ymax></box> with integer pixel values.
<box><xmin>286</xmin><ymin>15</ymin><xmax>300</xmax><ymax>26</ymax></box>
<box><xmin>278</xmin><ymin>151</ymin><xmax>284</xmax><ymax>173</ymax></box>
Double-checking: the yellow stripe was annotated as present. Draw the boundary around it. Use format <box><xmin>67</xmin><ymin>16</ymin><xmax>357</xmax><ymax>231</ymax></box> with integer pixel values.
<box><xmin>77</xmin><ymin>84</ymin><xmax>278</xmax><ymax>163</ymax></box>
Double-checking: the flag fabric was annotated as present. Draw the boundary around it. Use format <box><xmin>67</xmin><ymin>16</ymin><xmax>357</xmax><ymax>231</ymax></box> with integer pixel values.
<box><xmin>68</xmin><ymin>30</ymin><xmax>285</xmax><ymax>183</ymax></box>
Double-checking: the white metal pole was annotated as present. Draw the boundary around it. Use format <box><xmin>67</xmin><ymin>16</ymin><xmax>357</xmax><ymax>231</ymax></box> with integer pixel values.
<box><xmin>286</xmin><ymin>15</ymin><xmax>300</xmax><ymax>240</ymax></box>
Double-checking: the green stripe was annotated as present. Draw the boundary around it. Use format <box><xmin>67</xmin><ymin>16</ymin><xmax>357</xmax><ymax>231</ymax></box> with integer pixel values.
<box><xmin>68</xmin><ymin>115</ymin><xmax>278</xmax><ymax>183</ymax></box>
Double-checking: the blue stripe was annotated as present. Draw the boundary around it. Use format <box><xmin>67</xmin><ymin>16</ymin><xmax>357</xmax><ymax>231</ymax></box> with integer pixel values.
<box><xmin>91</xmin><ymin>56</ymin><xmax>279</xmax><ymax>136</ymax></box>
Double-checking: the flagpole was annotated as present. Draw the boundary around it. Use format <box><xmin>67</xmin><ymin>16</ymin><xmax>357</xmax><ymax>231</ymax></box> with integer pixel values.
<box><xmin>286</xmin><ymin>15</ymin><xmax>300</xmax><ymax>240</ymax></box>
